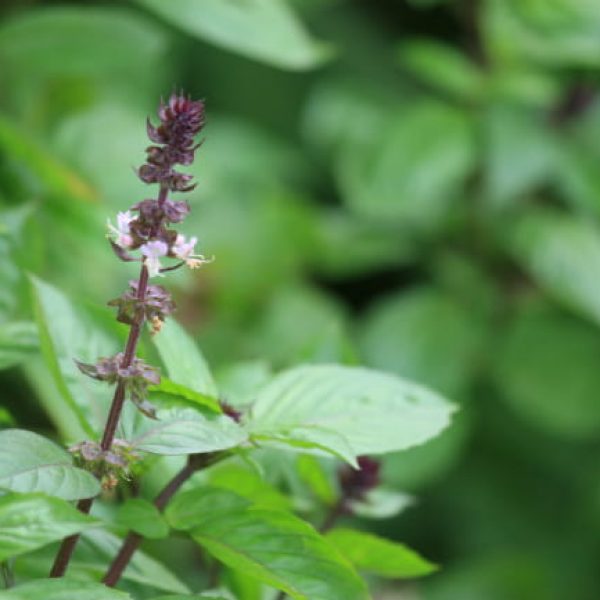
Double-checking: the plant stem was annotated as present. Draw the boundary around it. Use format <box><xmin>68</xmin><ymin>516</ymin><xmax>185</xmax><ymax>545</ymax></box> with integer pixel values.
<box><xmin>103</xmin><ymin>453</ymin><xmax>219</xmax><ymax>587</ymax></box>
<box><xmin>49</xmin><ymin>185</ymin><xmax>169</xmax><ymax>578</ymax></box>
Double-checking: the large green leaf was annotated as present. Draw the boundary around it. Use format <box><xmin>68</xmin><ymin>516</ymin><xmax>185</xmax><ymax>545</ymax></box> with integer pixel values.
<box><xmin>0</xmin><ymin>321</ymin><xmax>38</xmax><ymax>370</ymax></box>
<box><xmin>338</xmin><ymin>101</ymin><xmax>474</xmax><ymax>228</ymax></box>
<box><xmin>0</xmin><ymin>429</ymin><xmax>99</xmax><ymax>500</ymax></box>
<box><xmin>136</xmin><ymin>0</ymin><xmax>330</xmax><ymax>70</ymax></box>
<box><xmin>153</xmin><ymin>319</ymin><xmax>218</xmax><ymax>398</ymax></box>
<box><xmin>30</xmin><ymin>276</ymin><xmax>120</xmax><ymax>438</ymax></box>
<box><xmin>0</xmin><ymin>580</ymin><xmax>130</xmax><ymax>600</ymax></box>
<box><xmin>166</xmin><ymin>488</ymin><xmax>368</xmax><ymax>600</ymax></box>
<box><xmin>131</xmin><ymin>408</ymin><xmax>247</xmax><ymax>455</ymax></box>
<box><xmin>248</xmin><ymin>364</ymin><xmax>455</xmax><ymax>462</ymax></box>
<box><xmin>494</xmin><ymin>302</ymin><xmax>600</xmax><ymax>439</ymax></box>
<box><xmin>149</xmin><ymin>377</ymin><xmax>221</xmax><ymax>413</ymax></box>
<box><xmin>509</xmin><ymin>209</ymin><xmax>600</xmax><ymax>326</ymax></box>
<box><xmin>326</xmin><ymin>528</ymin><xmax>437</xmax><ymax>578</ymax></box>
<box><xmin>0</xmin><ymin>493</ymin><xmax>99</xmax><ymax>561</ymax></box>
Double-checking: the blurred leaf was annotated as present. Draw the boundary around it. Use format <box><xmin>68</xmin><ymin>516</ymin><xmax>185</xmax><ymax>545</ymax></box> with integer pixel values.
<box><xmin>0</xmin><ymin>321</ymin><xmax>38</xmax><ymax>370</ymax></box>
<box><xmin>215</xmin><ymin>360</ymin><xmax>272</xmax><ymax>409</ymax></box>
<box><xmin>0</xmin><ymin>580</ymin><xmax>130</xmax><ymax>600</ymax></box>
<box><xmin>484</xmin><ymin>0</ymin><xmax>600</xmax><ymax>68</ymax></box>
<box><xmin>0</xmin><ymin>492</ymin><xmax>98</xmax><ymax>561</ymax></box>
<box><xmin>296</xmin><ymin>455</ymin><xmax>336</xmax><ymax>505</ymax></box>
<box><xmin>0</xmin><ymin>113</ymin><xmax>96</xmax><ymax>202</ymax></box>
<box><xmin>494</xmin><ymin>302</ymin><xmax>600</xmax><ymax>439</ymax></box>
<box><xmin>0</xmin><ymin>429</ymin><xmax>100</xmax><ymax>500</ymax></box>
<box><xmin>398</xmin><ymin>39</ymin><xmax>485</xmax><ymax>101</ymax></box>
<box><xmin>251</xmin><ymin>285</ymin><xmax>352</xmax><ymax>367</ymax></box>
<box><xmin>484</xmin><ymin>105</ymin><xmax>556</xmax><ymax>208</ymax></box>
<box><xmin>327</xmin><ymin>528</ymin><xmax>437</xmax><ymax>578</ymax></box>
<box><xmin>131</xmin><ymin>408</ymin><xmax>247</xmax><ymax>455</ymax></box>
<box><xmin>30</xmin><ymin>276</ymin><xmax>119</xmax><ymax>437</ymax></box>
<box><xmin>349</xmin><ymin>488</ymin><xmax>414</xmax><ymax>520</ymax></box>
<box><xmin>360</xmin><ymin>287</ymin><xmax>483</xmax><ymax>398</ymax></box>
<box><xmin>0</xmin><ymin>6</ymin><xmax>167</xmax><ymax>78</ymax></box>
<box><xmin>167</xmin><ymin>487</ymin><xmax>368</xmax><ymax>599</ymax></box>
<box><xmin>153</xmin><ymin>318</ymin><xmax>218</xmax><ymax>398</ymax></box>
<box><xmin>116</xmin><ymin>498</ymin><xmax>169</xmax><ymax>539</ymax></box>
<box><xmin>249</xmin><ymin>364</ymin><xmax>456</xmax><ymax>461</ymax></box>
<box><xmin>510</xmin><ymin>209</ymin><xmax>600</xmax><ymax>325</ymax></box>
<box><xmin>151</xmin><ymin>596</ymin><xmax>229</xmax><ymax>600</ymax></box>
<box><xmin>339</xmin><ymin>102</ymin><xmax>475</xmax><ymax>228</ymax></box>
<box><xmin>136</xmin><ymin>0</ymin><xmax>331</xmax><ymax>70</ymax></box>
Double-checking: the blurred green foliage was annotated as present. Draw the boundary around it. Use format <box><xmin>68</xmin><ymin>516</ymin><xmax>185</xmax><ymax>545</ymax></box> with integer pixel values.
<box><xmin>0</xmin><ymin>0</ymin><xmax>599</xmax><ymax>598</ymax></box>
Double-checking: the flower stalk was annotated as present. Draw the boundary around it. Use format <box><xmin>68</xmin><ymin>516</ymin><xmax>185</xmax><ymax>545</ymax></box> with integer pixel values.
<box><xmin>49</xmin><ymin>93</ymin><xmax>207</xmax><ymax>578</ymax></box>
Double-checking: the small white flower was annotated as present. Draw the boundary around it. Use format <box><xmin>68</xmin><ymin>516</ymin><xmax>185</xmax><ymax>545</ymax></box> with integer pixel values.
<box><xmin>140</xmin><ymin>240</ymin><xmax>168</xmax><ymax>277</ymax></box>
<box><xmin>172</xmin><ymin>234</ymin><xmax>213</xmax><ymax>269</ymax></box>
<box><xmin>107</xmin><ymin>211</ymin><xmax>135</xmax><ymax>248</ymax></box>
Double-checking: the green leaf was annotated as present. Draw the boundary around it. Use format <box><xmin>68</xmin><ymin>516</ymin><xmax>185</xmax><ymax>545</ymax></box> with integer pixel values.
<box><xmin>398</xmin><ymin>39</ymin><xmax>484</xmax><ymax>101</ymax></box>
<box><xmin>151</xmin><ymin>595</ymin><xmax>230</xmax><ymax>600</ymax></box>
<box><xmin>153</xmin><ymin>319</ymin><xmax>218</xmax><ymax>398</ymax></box>
<box><xmin>494</xmin><ymin>302</ymin><xmax>600</xmax><ymax>439</ymax></box>
<box><xmin>0</xmin><ymin>493</ymin><xmax>99</xmax><ymax>561</ymax></box>
<box><xmin>30</xmin><ymin>276</ymin><xmax>120</xmax><ymax>438</ymax></box>
<box><xmin>509</xmin><ymin>209</ymin><xmax>600</xmax><ymax>326</ymax></box>
<box><xmin>149</xmin><ymin>377</ymin><xmax>221</xmax><ymax>413</ymax></box>
<box><xmin>0</xmin><ymin>579</ymin><xmax>131</xmax><ymax>600</ymax></box>
<box><xmin>216</xmin><ymin>360</ymin><xmax>272</xmax><ymax>409</ymax></box>
<box><xmin>131</xmin><ymin>408</ymin><xmax>247</xmax><ymax>455</ymax></box>
<box><xmin>359</xmin><ymin>287</ymin><xmax>484</xmax><ymax>398</ymax></box>
<box><xmin>326</xmin><ymin>528</ymin><xmax>437</xmax><ymax>578</ymax></box>
<box><xmin>248</xmin><ymin>364</ymin><xmax>455</xmax><ymax>463</ymax></box>
<box><xmin>0</xmin><ymin>321</ymin><xmax>38</xmax><ymax>370</ymax></box>
<box><xmin>339</xmin><ymin>101</ymin><xmax>474</xmax><ymax>228</ymax></box>
<box><xmin>136</xmin><ymin>0</ymin><xmax>330</xmax><ymax>70</ymax></box>
<box><xmin>166</xmin><ymin>488</ymin><xmax>368</xmax><ymax>600</ymax></box>
<box><xmin>0</xmin><ymin>429</ymin><xmax>100</xmax><ymax>500</ymax></box>
<box><xmin>116</xmin><ymin>498</ymin><xmax>169</xmax><ymax>539</ymax></box>
<box><xmin>483</xmin><ymin>105</ymin><xmax>556</xmax><ymax>209</ymax></box>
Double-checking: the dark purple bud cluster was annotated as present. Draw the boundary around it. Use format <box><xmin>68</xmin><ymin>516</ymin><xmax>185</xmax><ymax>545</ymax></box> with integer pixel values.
<box><xmin>138</xmin><ymin>93</ymin><xmax>205</xmax><ymax>192</ymax></box>
<box><xmin>69</xmin><ymin>439</ymin><xmax>140</xmax><ymax>490</ymax></box>
<box><xmin>338</xmin><ymin>456</ymin><xmax>380</xmax><ymax>502</ymax></box>
<box><xmin>108</xmin><ymin>281</ymin><xmax>175</xmax><ymax>326</ymax></box>
<box><xmin>76</xmin><ymin>353</ymin><xmax>160</xmax><ymax>419</ymax></box>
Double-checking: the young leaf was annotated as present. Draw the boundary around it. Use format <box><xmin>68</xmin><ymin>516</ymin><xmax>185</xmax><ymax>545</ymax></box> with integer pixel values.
<box><xmin>0</xmin><ymin>579</ymin><xmax>131</xmax><ymax>600</ymax></box>
<box><xmin>30</xmin><ymin>275</ymin><xmax>120</xmax><ymax>437</ymax></box>
<box><xmin>296</xmin><ymin>455</ymin><xmax>336</xmax><ymax>505</ymax></box>
<box><xmin>116</xmin><ymin>498</ymin><xmax>169</xmax><ymax>539</ymax></box>
<box><xmin>149</xmin><ymin>377</ymin><xmax>221</xmax><ymax>413</ymax></box>
<box><xmin>136</xmin><ymin>0</ymin><xmax>330</xmax><ymax>71</ymax></box>
<box><xmin>131</xmin><ymin>408</ymin><xmax>247</xmax><ymax>455</ymax></box>
<box><xmin>166</xmin><ymin>488</ymin><xmax>369</xmax><ymax>600</ymax></box>
<box><xmin>248</xmin><ymin>364</ymin><xmax>455</xmax><ymax>462</ymax></box>
<box><xmin>326</xmin><ymin>528</ymin><xmax>437</xmax><ymax>578</ymax></box>
<box><xmin>0</xmin><ymin>429</ymin><xmax>100</xmax><ymax>500</ymax></box>
<box><xmin>349</xmin><ymin>488</ymin><xmax>414</xmax><ymax>520</ymax></box>
<box><xmin>0</xmin><ymin>493</ymin><xmax>99</xmax><ymax>561</ymax></box>
<box><xmin>152</xmin><ymin>318</ymin><xmax>218</xmax><ymax>398</ymax></box>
